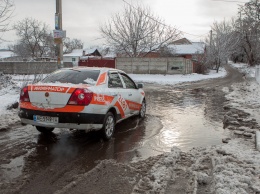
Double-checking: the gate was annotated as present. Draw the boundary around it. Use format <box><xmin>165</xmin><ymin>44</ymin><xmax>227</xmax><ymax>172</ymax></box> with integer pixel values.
<box><xmin>79</xmin><ymin>58</ymin><xmax>115</xmax><ymax>68</ymax></box>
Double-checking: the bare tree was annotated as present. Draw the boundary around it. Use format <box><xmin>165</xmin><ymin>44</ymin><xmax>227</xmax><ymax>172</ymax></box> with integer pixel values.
<box><xmin>235</xmin><ymin>0</ymin><xmax>260</xmax><ymax>66</ymax></box>
<box><xmin>206</xmin><ymin>20</ymin><xmax>239</xmax><ymax>72</ymax></box>
<box><xmin>63</xmin><ymin>37</ymin><xmax>83</xmax><ymax>54</ymax></box>
<box><xmin>13</xmin><ymin>18</ymin><xmax>55</xmax><ymax>60</ymax></box>
<box><xmin>100</xmin><ymin>4</ymin><xmax>181</xmax><ymax>57</ymax></box>
<box><xmin>0</xmin><ymin>0</ymin><xmax>14</xmax><ymax>35</ymax></box>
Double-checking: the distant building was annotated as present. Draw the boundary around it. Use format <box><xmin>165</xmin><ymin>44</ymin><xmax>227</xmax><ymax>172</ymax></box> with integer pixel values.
<box><xmin>168</xmin><ymin>39</ymin><xmax>205</xmax><ymax>60</ymax></box>
<box><xmin>0</xmin><ymin>49</ymin><xmax>17</xmax><ymax>61</ymax></box>
<box><xmin>63</xmin><ymin>48</ymin><xmax>101</xmax><ymax>66</ymax></box>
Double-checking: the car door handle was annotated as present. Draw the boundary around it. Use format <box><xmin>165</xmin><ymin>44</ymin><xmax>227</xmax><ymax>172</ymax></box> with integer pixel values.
<box><xmin>129</xmin><ymin>93</ymin><xmax>132</xmax><ymax>96</ymax></box>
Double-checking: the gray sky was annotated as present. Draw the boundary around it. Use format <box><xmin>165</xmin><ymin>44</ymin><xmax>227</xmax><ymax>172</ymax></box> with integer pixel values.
<box><xmin>4</xmin><ymin>0</ymin><xmax>245</xmax><ymax>48</ymax></box>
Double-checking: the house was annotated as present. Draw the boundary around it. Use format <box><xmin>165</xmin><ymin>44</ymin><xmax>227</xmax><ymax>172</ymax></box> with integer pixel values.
<box><xmin>167</xmin><ymin>38</ymin><xmax>206</xmax><ymax>73</ymax></box>
<box><xmin>168</xmin><ymin>38</ymin><xmax>205</xmax><ymax>60</ymax></box>
<box><xmin>63</xmin><ymin>48</ymin><xmax>101</xmax><ymax>66</ymax></box>
<box><xmin>79</xmin><ymin>48</ymin><xmax>116</xmax><ymax>68</ymax></box>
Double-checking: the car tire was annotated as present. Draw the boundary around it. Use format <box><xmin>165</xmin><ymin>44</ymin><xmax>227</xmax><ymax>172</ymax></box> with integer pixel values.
<box><xmin>101</xmin><ymin>112</ymin><xmax>115</xmax><ymax>140</ymax></box>
<box><xmin>139</xmin><ymin>100</ymin><xmax>146</xmax><ymax>118</ymax></box>
<box><xmin>36</xmin><ymin>126</ymin><xmax>55</xmax><ymax>133</ymax></box>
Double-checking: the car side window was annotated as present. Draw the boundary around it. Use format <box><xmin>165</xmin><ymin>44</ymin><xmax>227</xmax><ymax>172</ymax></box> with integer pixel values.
<box><xmin>120</xmin><ymin>74</ymin><xmax>137</xmax><ymax>89</ymax></box>
<box><xmin>108</xmin><ymin>72</ymin><xmax>123</xmax><ymax>88</ymax></box>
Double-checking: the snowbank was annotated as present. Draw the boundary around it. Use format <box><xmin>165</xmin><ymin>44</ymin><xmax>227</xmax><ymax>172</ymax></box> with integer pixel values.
<box><xmin>129</xmin><ymin>68</ymin><xmax>227</xmax><ymax>85</ymax></box>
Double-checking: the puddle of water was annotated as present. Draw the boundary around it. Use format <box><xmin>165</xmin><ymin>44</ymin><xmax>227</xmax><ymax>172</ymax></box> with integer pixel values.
<box><xmin>145</xmin><ymin>87</ymin><xmax>229</xmax><ymax>152</ymax></box>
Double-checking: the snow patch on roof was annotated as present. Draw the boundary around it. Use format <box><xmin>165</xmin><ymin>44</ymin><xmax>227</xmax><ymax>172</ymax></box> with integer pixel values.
<box><xmin>0</xmin><ymin>50</ymin><xmax>16</xmax><ymax>59</ymax></box>
<box><xmin>168</xmin><ymin>42</ymin><xmax>205</xmax><ymax>55</ymax></box>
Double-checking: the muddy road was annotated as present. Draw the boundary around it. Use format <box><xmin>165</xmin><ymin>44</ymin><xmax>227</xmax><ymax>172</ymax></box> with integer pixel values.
<box><xmin>0</xmin><ymin>65</ymin><xmax>245</xmax><ymax>193</ymax></box>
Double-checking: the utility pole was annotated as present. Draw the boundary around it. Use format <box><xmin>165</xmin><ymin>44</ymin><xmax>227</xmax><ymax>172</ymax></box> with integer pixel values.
<box><xmin>55</xmin><ymin>0</ymin><xmax>64</xmax><ymax>68</ymax></box>
<box><xmin>210</xmin><ymin>30</ymin><xmax>213</xmax><ymax>49</ymax></box>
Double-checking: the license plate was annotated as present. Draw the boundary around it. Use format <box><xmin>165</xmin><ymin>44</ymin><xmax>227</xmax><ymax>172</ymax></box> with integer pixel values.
<box><xmin>33</xmin><ymin>115</ymin><xmax>59</xmax><ymax>123</ymax></box>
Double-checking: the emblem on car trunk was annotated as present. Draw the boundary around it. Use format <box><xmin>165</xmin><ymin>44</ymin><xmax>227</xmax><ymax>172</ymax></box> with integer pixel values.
<box><xmin>45</xmin><ymin>92</ymin><xmax>49</xmax><ymax>97</ymax></box>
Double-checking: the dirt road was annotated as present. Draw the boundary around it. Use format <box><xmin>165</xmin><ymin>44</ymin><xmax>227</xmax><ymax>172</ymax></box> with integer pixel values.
<box><xmin>0</xmin><ymin>65</ymin><xmax>247</xmax><ymax>194</ymax></box>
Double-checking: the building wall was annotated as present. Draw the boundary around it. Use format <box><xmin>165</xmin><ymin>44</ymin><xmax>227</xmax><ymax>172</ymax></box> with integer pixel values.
<box><xmin>63</xmin><ymin>56</ymin><xmax>80</xmax><ymax>66</ymax></box>
<box><xmin>116</xmin><ymin>57</ymin><xmax>193</xmax><ymax>74</ymax></box>
<box><xmin>0</xmin><ymin>62</ymin><xmax>73</xmax><ymax>74</ymax></box>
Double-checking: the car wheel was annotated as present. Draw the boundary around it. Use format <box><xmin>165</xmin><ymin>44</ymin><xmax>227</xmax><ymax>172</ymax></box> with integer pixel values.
<box><xmin>139</xmin><ymin>100</ymin><xmax>146</xmax><ymax>118</ymax></box>
<box><xmin>101</xmin><ymin>112</ymin><xmax>115</xmax><ymax>140</ymax></box>
<box><xmin>36</xmin><ymin>126</ymin><xmax>55</xmax><ymax>133</ymax></box>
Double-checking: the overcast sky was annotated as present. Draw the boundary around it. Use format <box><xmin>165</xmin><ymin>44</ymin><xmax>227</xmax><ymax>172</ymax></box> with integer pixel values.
<box><xmin>4</xmin><ymin>0</ymin><xmax>246</xmax><ymax>48</ymax></box>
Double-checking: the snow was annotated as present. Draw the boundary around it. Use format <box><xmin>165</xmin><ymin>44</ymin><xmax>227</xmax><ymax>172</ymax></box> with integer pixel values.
<box><xmin>129</xmin><ymin>68</ymin><xmax>227</xmax><ymax>85</ymax></box>
<box><xmin>168</xmin><ymin>42</ymin><xmax>205</xmax><ymax>55</ymax></box>
<box><xmin>63</xmin><ymin>49</ymin><xmax>83</xmax><ymax>57</ymax></box>
<box><xmin>0</xmin><ymin>50</ymin><xmax>16</xmax><ymax>59</ymax></box>
<box><xmin>256</xmin><ymin>131</ymin><xmax>260</xmax><ymax>151</ymax></box>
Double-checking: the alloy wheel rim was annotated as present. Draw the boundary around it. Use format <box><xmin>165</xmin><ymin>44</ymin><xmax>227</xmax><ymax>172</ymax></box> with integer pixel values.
<box><xmin>105</xmin><ymin>116</ymin><xmax>114</xmax><ymax>137</ymax></box>
<box><xmin>141</xmin><ymin>102</ymin><xmax>146</xmax><ymax>117</ymax></box>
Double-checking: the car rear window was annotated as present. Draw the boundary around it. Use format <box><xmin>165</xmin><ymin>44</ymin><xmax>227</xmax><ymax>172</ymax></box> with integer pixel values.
<box><xmin>41</xmin><ymin>69</ymin><xmax>100</xmax><ymax>85</ymax></box>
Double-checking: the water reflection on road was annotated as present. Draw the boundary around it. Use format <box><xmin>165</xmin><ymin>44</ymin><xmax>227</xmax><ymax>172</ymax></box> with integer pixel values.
<box><xmin>145</xmin><ymin>86</ymin><xmax>228</xmax><ymax>152</ymax></box>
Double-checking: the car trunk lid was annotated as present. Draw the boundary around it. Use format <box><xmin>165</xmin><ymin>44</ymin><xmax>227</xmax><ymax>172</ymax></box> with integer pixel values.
<box><xmin>27</xmin><ymin>84</ymin><xmax>88</xmax><ymax>109</ymax></box>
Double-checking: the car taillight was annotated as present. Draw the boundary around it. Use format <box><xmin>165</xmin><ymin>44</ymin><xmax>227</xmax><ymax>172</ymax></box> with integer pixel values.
<box><xmin>67</xmin><ymin>88</ymin><xmax>93</xmax><ymax>106</ymax></box>
<box><xmin>20</xmin><ymin>86</ymin><xmax>30</xmax><ymax>102</ymax></box>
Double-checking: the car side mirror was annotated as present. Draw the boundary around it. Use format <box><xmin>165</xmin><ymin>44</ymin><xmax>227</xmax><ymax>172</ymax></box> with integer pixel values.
<box><xmin>137</xmin><ymin>83</ymin><xmax>144</xmax><ymax>89</ymax></box>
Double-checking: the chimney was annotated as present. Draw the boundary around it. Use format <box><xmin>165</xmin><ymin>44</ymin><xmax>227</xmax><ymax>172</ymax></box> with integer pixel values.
<box><xmin>83</xmin><ymin>50</ymin><xmax>86</xmax><ymax>56</ymax></box>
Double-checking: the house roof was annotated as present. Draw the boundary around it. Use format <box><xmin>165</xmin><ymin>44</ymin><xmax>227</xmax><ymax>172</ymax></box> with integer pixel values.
<box><xmin>63</xmin><ymin>49</ymin><xmax>83</xmax><ymax>57</ymax></box>
<box><xmin>168</xmin><ymin>42</ymin><xmax>205</xmax><ymax>55</ymax></box>
<box><xmin>64</xmin><ymin>48</ymin><xmax>99</xmax><ymax>57</ymax></box>
<box><xmin>171</xmin><ymin>38</ymin><xmax>192</xmax><ymax>45</ymax></box>
<box><xmin>0</xmin><ymin>50</ymin><xmax>16</xmax><ymax>59</ymax></box>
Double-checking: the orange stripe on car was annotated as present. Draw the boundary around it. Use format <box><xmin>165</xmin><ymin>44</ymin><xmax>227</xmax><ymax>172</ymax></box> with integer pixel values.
<box><xmin>96</xmin><ymin>72</ymin><xmax>107</xmax><ymax>86</ymax></box>
<box><xmin>125</xmin><ymin>100</ymin><xmax>141</xmax><ymax>111</ymax></box>
<box><xmin>115</xmin><ymin>101</ymin><xmax>125</xmax><ymax>118</ymax></box>
<box><xmin>20</xmin><ymin>102</ymin><xmax>85</xmax><ymax>112</ymax></box>
<box><xmin>90</xmin><ymin>94</ymin><xmax>114</xmax><ymax>105</ymax></box>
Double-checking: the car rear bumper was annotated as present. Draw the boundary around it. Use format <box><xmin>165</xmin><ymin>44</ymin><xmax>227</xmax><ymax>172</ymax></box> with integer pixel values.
<box><xmin>19</xmin><ymin>108</ymin><xmax>105</xmax><ymax>130</ymax></box>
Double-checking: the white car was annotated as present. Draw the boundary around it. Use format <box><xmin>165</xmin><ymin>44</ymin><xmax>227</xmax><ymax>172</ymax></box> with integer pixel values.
<box><xmin>18</xmin><ymin>67</ymin><xmax>146</xmax><ymax>140</ymax></box>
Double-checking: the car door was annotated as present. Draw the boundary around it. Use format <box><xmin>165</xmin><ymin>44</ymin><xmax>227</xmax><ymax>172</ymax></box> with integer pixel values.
<box><xmin>108</xmin><ymin>71</ymin><xmax>130</xmax><ymax>119</ymax></box>
<box><xmin>119</xmin><ymin>73</ymin><xmax>142</xmax><ymax>115</ymax></box>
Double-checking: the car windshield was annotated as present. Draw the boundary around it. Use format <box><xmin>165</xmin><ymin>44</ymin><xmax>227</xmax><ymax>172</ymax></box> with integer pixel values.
<box><xmin>41</xmin><ymin>69</ymin><xmax>100</xmax><ymax>84</ymax></box>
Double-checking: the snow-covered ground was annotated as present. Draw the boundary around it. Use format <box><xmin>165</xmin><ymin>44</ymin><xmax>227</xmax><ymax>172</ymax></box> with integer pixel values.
<box><xmin>129</xmin><ymin>68</ymin><xmax>227</xmax><ymax>85</ymax></box>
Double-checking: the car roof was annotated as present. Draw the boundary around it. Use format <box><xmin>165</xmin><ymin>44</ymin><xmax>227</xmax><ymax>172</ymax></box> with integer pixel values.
<box><xmin>61</xmin><ymin>67</ymin><xmax>125</xmax><ymax>73</ymax></box>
